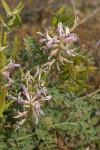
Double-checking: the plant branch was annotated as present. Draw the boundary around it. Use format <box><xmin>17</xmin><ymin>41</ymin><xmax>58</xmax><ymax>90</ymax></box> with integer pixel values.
<box><xmin>75</xmin><ymin>88</ymin><xmax>100</xmax><ymax>103</ymax></box>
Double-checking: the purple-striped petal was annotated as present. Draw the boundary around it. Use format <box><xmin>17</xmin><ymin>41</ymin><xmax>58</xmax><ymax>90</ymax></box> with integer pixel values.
<box><xmin>11</xmin><ymin>96</ymin><xmax>29</xmax><ymax>105</ymax></box>
<box><xmin>42</xmin><ymin>95</ymin><xmax>52</xmax><ymax>100</ymax></box>
<box><xmin>21</xmin><ymin>84</ymin><xmax>30</xmax><ymax>100</ymax></box>
<box><xmin>32</xmin><ymin>88</ymin><xmax>47</xmax><ymax>101</ymax></box>
<box><xmin>38</xmin><ymin>108</ymin><xmax>45</xmax><ymax>116</ymax></box>
<box><xmin>61</xmin><ymin>34</ymin><xmax>76</xmax><ymax>43</ymax></box>
<box><xmin>36</xmin><ymin>32</ymin><xmax>44</xmax><ymax>37</ymax></box>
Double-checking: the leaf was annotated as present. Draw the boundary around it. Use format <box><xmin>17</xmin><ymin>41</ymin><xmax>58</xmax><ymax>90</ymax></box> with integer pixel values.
<box><xmin>72</xmin><ymin>77</ymin><xmax>90</xmax><ymax>89</ymax></box>
<box><xmin>0</xmin><ymin>86</ymin><xmax>6</xmax><ymax>117</ymax></box>
<box><xmin>8</xmin><ymin>15</ymin><xmax>21</xmax><ymax>28</ymax></box>
<box><xmin>56</xmin><ymin>6</ymin><xmax>65</xmax><ymax>15</ymax></box>
<box><xmin>0</xmin><ymin>15</ymin><xmax>9</xmax><ymax>31</ymax></box>
<box><xmin>12</xmin><ymin>1</ymin><xmax>23</xmax><ymax>12</ymax></box>
<box><xmin>0</xmin><ymin>15</ymin><xmax>3</xmax><ymax>22</ymax></box>
<box><xmin>7</xmin><ymin>17</ymin><xmax>14</xmax><ymax>27</ymax></box>
<box><xmin>2</xmin><ymin>32</ymin><xmax>7</xmax><ymax>46</ymax></box>
<box><xmin>90</xmin><ymin>117</ymin><xmax>99</xmax><ymax>126</ymax></box>
<box><xmin>52</xmin><ymin>16</ymin><xmax>58</xmax><ymax>26</ymax></box>
<box><xmin>4</xmin><ymin>100</ymin><xmax>13</xmax><ymax>110</ymax></box>
<box><xmin>12</xmin><ymin>5</ymin><xmax>24</xmax><ymax>16</ymax></box>
<box><xmin>0</xmin><ymin>141</ymin><xmax>7</xmax><ymax>149</ymax></box>
<box><xmin>2</xmin><ymin>0</ymin><xmax>11</xmax><ymax>16</ymax></box>
<box><xmin>56</xmin><ymin>112</ymin><xmax>63</xmax><ymax>123</ymax></box>
<box><xmin>76</xmin><ymin>67</ymin><xmax>88</xmax><ymax>80</ymax></box>
<box><xmin>52</xmin><ymin>6</ymin><xmax>65</xmax><ymax>26</ymax></box>
<box><xmin>0</xmin><ymin>52</ymin><xmax>6</xmax><ymax>69</ymax></box>
<box><xmin>96</xmin><ymin>126</ymin><xmax>100</xmax><ymax>133</ymax></box>
<box><xmin>59</xmin><ymin>71</ymin><xmax>71</xmax><ymax>80</ymax></box>
<box><xmin>14</xmin><ymin>15</ymin><xmax>21</xmax><ymax>26</ymax></box>
<box><xmin>66</xmin><ymin>82</ymin><xmax>81</xmax><ymax>91</ymax></box>
<box><xmin>88</xmin><ymin>65</ymin><xmax>98</xmax><ymax>70</ymax></box>
<box><xmin>64</xmin><ymin>100</ymin><xmax>71</xmax><ymax>108</ymax></box>
<box><xmin>11</xmin><ymin>36</ymin><xmax>19</xmax><ymax>58</ymax></box>
<box><xmin>61</xmin><ymin>14</ymin><xmax>75</xmax><ymax>28</ymax></box>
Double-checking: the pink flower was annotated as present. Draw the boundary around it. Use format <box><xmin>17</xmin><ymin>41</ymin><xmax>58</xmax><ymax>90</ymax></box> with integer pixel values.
<box><xmin>57</xmin><ymin>23</ymin><xmax>76</xmax><ymax>43</ymax></box>
<box><xmin>37</xmin><ymin>22</ymin><xmax>77</xmax><ymax>64</ymax></box>
<box><xmin>0</xmin><ymin>61</ymin><xmax>20</xmax><ymax>83</ymax></box>
<box><xmin>11</xmin><ymin>84</ymin><xmax>52</xmax><ymax>124</ymax></box>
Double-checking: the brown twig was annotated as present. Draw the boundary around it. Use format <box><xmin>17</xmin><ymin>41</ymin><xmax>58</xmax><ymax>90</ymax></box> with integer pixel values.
<box><xmin>72</xmin><ymin>7</ymin><xmax>100</xmax><ymax>31</ymax></box>
<box><xmin>57</xmin><ymin>133</ymin><xmax>63</xmax><ymax>149</ymax></box>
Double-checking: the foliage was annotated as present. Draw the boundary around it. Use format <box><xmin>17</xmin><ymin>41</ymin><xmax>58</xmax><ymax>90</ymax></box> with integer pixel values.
<box><xmin>0</xmin><ymin>2</ymin><xmax>100</xmax><ymax>150</ymax></box>
<box><xmin>0</xmin><ymin>0</ymin><xmax>23</xmax><ymax>117</ymax></box>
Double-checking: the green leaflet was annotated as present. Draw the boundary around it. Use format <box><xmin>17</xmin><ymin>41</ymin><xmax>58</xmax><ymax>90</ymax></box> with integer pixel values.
<box><xmin>12</xmin><ymin>1</ymin><xmax>23</xmax><ymax>13</ymax></box>
<box><xmin>2</xmin><ymin>0</ymin><xmax>23</xmax><ymax>31</ymax></box>
<box><xmin>2</xmin><ymin>0</ymin><xmax>23</xmax><ymax>17</ymax></box>
<box><xmin>2</xmin><ymin>0</ymin><xmax>11</xmax><ymax>16</ymax></box>
<box><xmin>7</xmin><ymin>14</ymin><xmax>21</xmax><ymax>28</ymax></box>
<box><xmin>90</xmin><ymin>117</ymin><xmax>99</xmax><ymax>126</ymax></box>
<box><xmin>66</xmin><ymin>82</ymin><xmax>82</xmax><ymax>92</ymax></box>
<box><xmin>11</xmin><ymin>36</ymin><xmax>19</xmax><ymax>58</ymax></box>
<box><xmin>0</xmin><ymin>86</ymin><xmax>12</xmax><ymax>117</ymax></box>
<box><xmin>52</xmin><ymin>16</ymin><xmax>58</xmax><ymax>26</ymax></box>
<box><xmin>75</xmin><ymin>66</ymin><xmax>89</xmax><ymax>80</ymax></box>
<box><xmin>4</xmin><ymin>100</ymin><xmax>13</xmax><ymax>111</ymax></box>
<box><xmin>56</xmin><ymin>6</ymin><xmax>65</xmax><ymax>16</ymax></box>
<box><xmin>0</xmin><ymin>86</ymin><xmax>6</xmax><ymax>117</ymax></box>
<box><xmin>52</xmin><ymin>6</ymin><xmax>75</xmax><ymax>28</ymax></box>
<box><xmin>0</xmin><ymin>52</ymin><xmax>6</xmax><ymax>69</ymax></box>
<box><xmin>52</xmin><ymin>6</ymin><xmax>65</xmax><ymax>26</ymax></box>
<box><xmin>61</xmin><ymin>14</ymin><xmax>75</xmax><ymax>28</ymax></box>
<box><xmin>2</xmin><ymin>32</ymin><xmax>7</xmax><ymax>46</ymax></box>
<box><xmin>12</xmin><ymin>1</ymin><xmax>24</xmax><ymax>16</ymax></box>
<box><xmin>14</xmin><ymin>15</ymin><xmax>21</xmax><ymax>26</ymax></box>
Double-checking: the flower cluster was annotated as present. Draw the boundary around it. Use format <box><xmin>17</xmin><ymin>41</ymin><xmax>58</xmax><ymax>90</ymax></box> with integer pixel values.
<box><xmin>37</xmin><ymin>22</ymin><xmax>77</xmax><ymax>67</ymax></box>
<box><xmin>12</xmin><ymin>84</ymin><xmax>52</xmax><ymax>124</ymax></box>
<box><xmin>0</xmin><ymin>61</ymin><xmax>21</xmax><ymax>84</ymax></box>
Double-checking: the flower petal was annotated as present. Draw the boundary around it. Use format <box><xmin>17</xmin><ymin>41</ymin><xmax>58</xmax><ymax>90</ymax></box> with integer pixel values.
<box><xmin>42</xmin><ymin>95</ymin><xmax>52</xmax><ymax>101</ymax></box>
<box><xmin>38</xmin><ymin>108</ymin><xmax>44</xmax><ymax>116</ymax></box>
<box><xmin>21</xmin><ymin>84</ymin><xmax>30</xmax><ymax>100</ymax></box>
<box><xmin>11</xmin><ymin>96</ymin><xmax>29</xmax><ymax>105</ymax></box>
<box><xmin>36</xmin><ymin>32</ymin><xmax>44</xmax><ymax>37</ymax></box>
<box><xmin>57</xmin><ymin>22</ymin><xmax>64</xmax><ymax>36</ymax></box>
<box><xmin>65</xmin><ymin>27</ymin><xmax>70</xmax><ymax>36</ymax></box>
<box><xmin>32</xmin><ymin>87</ymin><xmax>47</xmax><ymax>101</ymax></box>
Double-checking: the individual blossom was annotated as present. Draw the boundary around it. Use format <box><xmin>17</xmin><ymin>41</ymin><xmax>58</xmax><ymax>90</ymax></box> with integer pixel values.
<box><xmin>37</xmin><ymin>31</ymin><xmax>58</xmax><ymax>49</ymax></box>
<box><xmin>0</xmin><ymin>61</ymin><xmax>21</xmax><ymax>83</ymax></box>
<box><xmin>38</xmin><ymin>31</ymin><xmax>60</xmax><ymax>49</ymax></box>
<box><xmin>11</xmin><ymin>84</ymin><xmax>52</xmax><ymax>124</ymax></box>
<box><xmin>57</xmin><ymin>22</ymin><xmax>76</xmax><ymax>43</ymax></box>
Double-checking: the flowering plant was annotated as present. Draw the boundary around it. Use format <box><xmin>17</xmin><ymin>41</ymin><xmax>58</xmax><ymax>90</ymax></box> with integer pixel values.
<box><xmin>0</xmin><ymin>1</ymin><xmax>100</xmax><ymax>150</ymax></box>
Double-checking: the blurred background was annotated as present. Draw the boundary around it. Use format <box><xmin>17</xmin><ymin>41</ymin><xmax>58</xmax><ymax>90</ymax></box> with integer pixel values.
<box><xmin>0</xmin><ymin>0</ymin><xmax>100</xmax><ymax>87</ymax></box>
